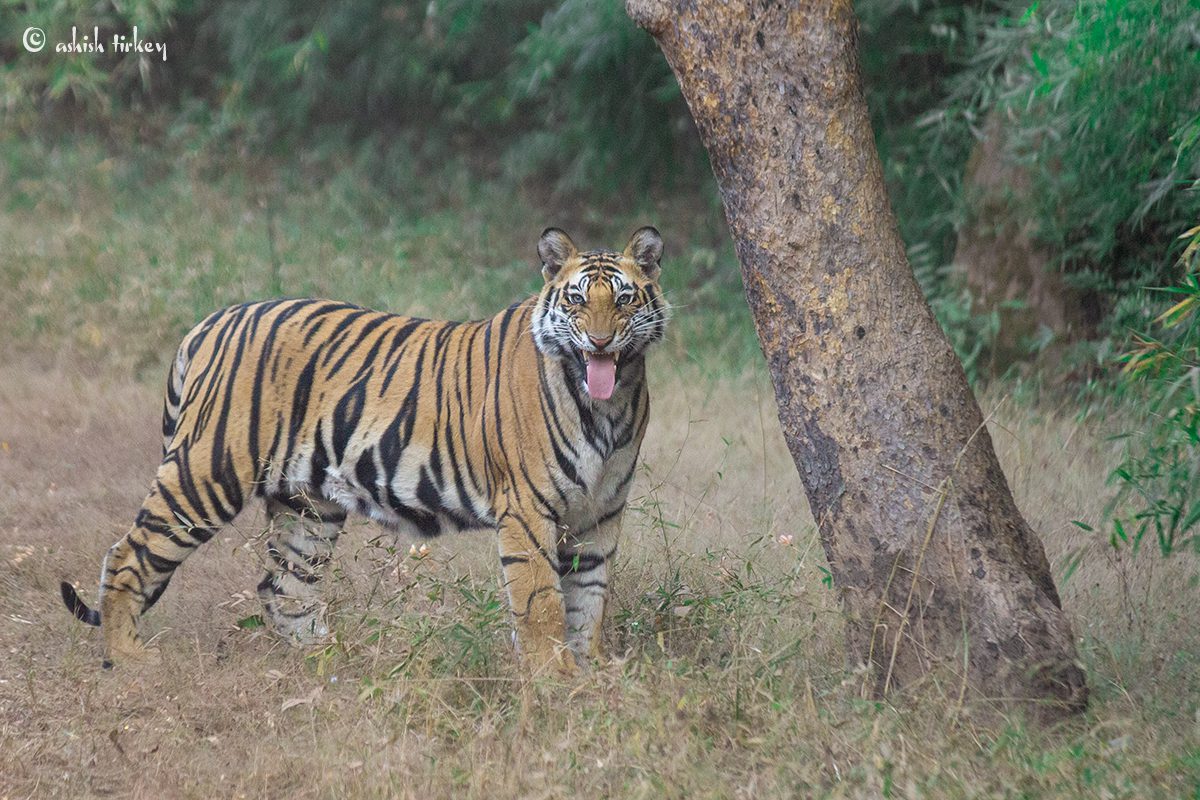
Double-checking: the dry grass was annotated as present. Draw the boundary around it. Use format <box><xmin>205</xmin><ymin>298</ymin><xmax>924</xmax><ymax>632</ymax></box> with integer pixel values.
<box><xmin>1</xmin><ymin>358</ymin><xmax>1197</xmax><ymax>799</ymax></box>
<box><xmin>1</xmin><ymin>139</ymin><xmax>1197</xmax><ymax>798</ymax></box>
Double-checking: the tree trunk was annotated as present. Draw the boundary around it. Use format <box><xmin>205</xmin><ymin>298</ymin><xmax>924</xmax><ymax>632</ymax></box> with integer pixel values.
<box><xmin>627</xmin><ymin>0</ymin><xmax>1087</xmax><ymax>719</ymax></box>
<box><xmin>953</xmin><ymin>112</ymin><xmax>1097</xmax><ymax>375</ymax></box>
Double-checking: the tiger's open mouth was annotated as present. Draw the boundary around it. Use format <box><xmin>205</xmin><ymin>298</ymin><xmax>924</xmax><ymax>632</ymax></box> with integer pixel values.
<box><xmin>581</xmin><ymin>349</ymin><xmax>619</xmax><ymax>400</ymax></box>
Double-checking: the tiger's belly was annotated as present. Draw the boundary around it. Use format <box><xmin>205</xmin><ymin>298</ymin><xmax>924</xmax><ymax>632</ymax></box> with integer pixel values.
<box><xmin>284</xmin><ymin>437</ymin><xmax>496</xmax><ymax>538</ymax></box>
<box><xmin>270</xmin><ymin>384</ymin><xmax>640</xmax><ymax>540</ymax></box>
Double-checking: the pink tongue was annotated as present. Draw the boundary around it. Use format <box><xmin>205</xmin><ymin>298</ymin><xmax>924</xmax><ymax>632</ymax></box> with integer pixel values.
<box><xmin>586</xmin><ymin>354</ymin><xmax>616</xmax><ymax>400</ymax></box>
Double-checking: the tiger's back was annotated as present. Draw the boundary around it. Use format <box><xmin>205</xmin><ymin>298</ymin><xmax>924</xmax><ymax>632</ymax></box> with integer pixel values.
<box><xmin>167</xmin><ymin>299</ymin><xmax>504</xmax><ymax>536</ymax></box>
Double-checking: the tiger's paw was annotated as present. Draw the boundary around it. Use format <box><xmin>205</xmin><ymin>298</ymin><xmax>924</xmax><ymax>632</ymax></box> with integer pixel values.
<box><xmin>521</xmin><ymin>643</ymin><xmax>579</xmax><ymax>680</ymax></box>
<box><xmin>102</xmin><ymin>642</ymin><xmax>162</xmax><ymax>669</ymax></box>
<box><xmin>268</xmin><ymin>612</ymin><xmax>332</xmax><ymax>647</ymax></box>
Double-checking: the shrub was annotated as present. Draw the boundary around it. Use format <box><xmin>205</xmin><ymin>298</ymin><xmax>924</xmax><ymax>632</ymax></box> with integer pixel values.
<box><xmin>935</xmin><ymin>0</ymin><xmax>1200</xmax><ymax>330</ymax></box>
<box><xmin>1109</xmin><ymin>219</ymin><xmax>1200</xmax><ymax>556</ymax></box>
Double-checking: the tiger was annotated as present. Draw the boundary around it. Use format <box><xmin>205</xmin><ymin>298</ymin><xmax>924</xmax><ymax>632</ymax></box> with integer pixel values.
<box><xmin>60</xmin><ymin>226</ymin><xmax>668</xmax><ymax>675</ymax></box>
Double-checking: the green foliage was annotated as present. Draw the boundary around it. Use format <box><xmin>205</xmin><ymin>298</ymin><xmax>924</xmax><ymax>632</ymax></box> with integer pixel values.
<box><xmin>236</xmin><ymin>613</ymin><xmax>266</xmax><ymax>630</ymax></box>
<box><xmin>505</xmin><ymin>0</ymin><xmax>702</xmax><ymax>193</ymax></box>
<box><xmin>998</xmin><ymin>0</ymin><xmax>1200</xmax><ymax>297</ymax></box>
<box><xmin>1108</xmin><ymin>223</ymin><xmax>1200</xmax><ymax>557</ymax></box>
<box><xmin>930</xmin><ymin>0</ymin><xmax>1200</xmax><ymax>327</ymax></box>
<box><xmin>0</xmin><ymin>134</ymin><xmax>758</xmax><ymax>378</ymax></box>
<box><xmin>176</xmin><ymin>0</ymin><xmax>546</xmax><ymax>143</ymax></box>
<box><xmin>909</xmin><ymin>240</ymin><xmax>1001</xmax><ymax>381</ymax></box>
<box><xmin>861</xmin><ymin>0</ymin><xmax>1200</xmax><ymax>368</ymax></box>
<box><xmin>3</xmin><ymin>0</ymin><xmax>689</xmax><ymax>195</ymax></box>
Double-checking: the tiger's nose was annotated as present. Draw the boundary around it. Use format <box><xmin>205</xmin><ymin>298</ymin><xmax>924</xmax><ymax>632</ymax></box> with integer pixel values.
<box><xmin>588</xmin><ymin>334</ymin><xmax>613</xmax><ymax>350</ymax></box>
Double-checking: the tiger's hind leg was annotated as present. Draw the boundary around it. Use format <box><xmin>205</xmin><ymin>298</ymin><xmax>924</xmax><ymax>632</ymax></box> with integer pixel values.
<box><xmin>100</xmin><ymin>451</ymin><xmax>242</xmax><ymax>666</ymax></box>
<box><xmin>257</xmin><ymin>494</ymin><xmax>345</xmax><ymax>645</ymax></box>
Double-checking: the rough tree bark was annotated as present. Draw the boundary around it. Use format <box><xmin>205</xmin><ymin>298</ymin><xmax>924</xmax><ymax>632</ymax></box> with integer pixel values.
<box><xmin>627</xmin><ymin>0</ymin><xmax>1087</xmax><ymax>718</ymax></box>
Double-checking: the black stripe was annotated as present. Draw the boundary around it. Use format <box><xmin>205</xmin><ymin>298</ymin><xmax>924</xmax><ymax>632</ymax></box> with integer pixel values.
<box><xmin>395</xmin><ymin>505</ymin><xmax>441</xmax><ymax>537</ymax></box>
<box><xmin>379</xmin><ymin>319</ymin><xmax>427</xmax><ymax>395</ymax></box>
<box><xmin>131</xmin><ymin>538</ymin><xmax>183</xmax><ymax>575</ymax></box>
<box><xmin>249</xmin><ymin>300</ymin><xmax>311</xmax><ymax>478</ymax></box>
<box><xmin>203</xmin><ymin>480</ymin><xmax>237</xmax><ymax>524</ymax></box>
<box><xmin>556</xmin><ymin>541</ymin><xmax>619</xmax><ymax>576</ymax></box>
<box><xmin>355</xmin><ymin>448</ymin><xmax>380</xmax><ymax>504</ymax></box>
<box><xmin>155</xmin><ymin>479</ymin><xmax>196</xmax><ymax>532</ymax></box>
<box><xmin>548</xmin><ymin>432</ymin><xmax>585</xmax><ymax>490</ymax></box>
<box><xmin>499</xmin><ymin>512</ymin><xmax>557</xmax><ymax>570</ymax></box>
<box><xmin>415</xmin><ymin>469</ymin><xmax>445</xmax><ymax>515</ymax></box>
<box><xmin>302</xmin><ymin>302</ymin><xmax>363</xmax><ymax>346</ymax></box>
<box><xmin>379</xmin><ymin>334</ymin><xmax>429</xmax><ymax>488</ymax></box>
<box><xmin>283</xmin><ymin>355</ymin><xmax>319</xmax><ymax>468</ymax></box>
<box><xmin>331</xmin><ymin>377</ymin><xmax>368</xmax><ymax>464</ymax></box>
<box><xmin>267</xmin><ymin>545</ymin><xmax>322</xmax><ymax>585</ymax></box>
<box><xmin>171</xmin><ymin>449</ymin><xmax>216</xmax><ymax>528</ymax></box>
<box><xmin>142</xmin><ymin>574</ymin><xmax>174</xmax><ymax>612</ymax></box>
<box><xmin>318</xmin><ymin>310</ymin><xmax>372</xmax><ymax>367</ymax></box>
<box><xmin>536</xmin><ymin>353</ymin><xmax>579</xmax><ymax>459</ymax></box>
<box><xmin>517</xmin><ymin>584</ymin><xmax>562</xmax><ymax>618</ymax></box>
<box><xmin>327</xmin><ymin>314</ymin><xmax>391</xmax><ymax>378</ymax></box>
<box><xmin>566</xmin><ymin>579</ymin><xmax>608</xmax><ymax>589</ymax></box>
<box><xmin>214</xmin><ymin>446</ymin><xmax>244</xmax><ymax>517</ymax></box>
<box><xmin>309</xmin><ymin>418</ymin><xmax>331</xmax><ymax>494</ymax></box>
<box><xmin>517</xmin><ymin>460</ymin><xmax>562</xmax><ymax>522</ymax></box>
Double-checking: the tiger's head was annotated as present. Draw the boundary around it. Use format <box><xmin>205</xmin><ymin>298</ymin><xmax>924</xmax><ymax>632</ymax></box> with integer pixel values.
<box><xmin>532</xmin><ymin>226</ymin><xmax>669</xmax><ymax>401</ymax></box>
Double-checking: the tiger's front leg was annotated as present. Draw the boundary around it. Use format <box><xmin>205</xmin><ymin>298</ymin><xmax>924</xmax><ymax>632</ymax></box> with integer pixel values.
<box><xmin>558</xmin><ymin>511</ymin><xmax>621</xmax><ymax>662</ymax></box>
<box><xmin>496</xmin><ymin>504</ymin><xmax>575</xmax><ymax>676</ymax></box>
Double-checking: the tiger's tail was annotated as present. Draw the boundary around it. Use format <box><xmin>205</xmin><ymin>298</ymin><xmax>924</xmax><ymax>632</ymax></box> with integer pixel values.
<box><xmin>60</xmin><ymin>582</ymin><xmax>101</xmax><ymax>627</ymax></box>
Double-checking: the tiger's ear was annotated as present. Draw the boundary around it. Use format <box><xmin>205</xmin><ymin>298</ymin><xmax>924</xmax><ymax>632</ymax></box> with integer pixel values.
<box><xmin>538</xmin><ymin>228</ymin><xmax>578</xmax><ymax>281</ymax></box>
<box><xmin>624</xmin><ymin>226</ymin><xmax>663</xmax><ymax>278</ymax></box>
